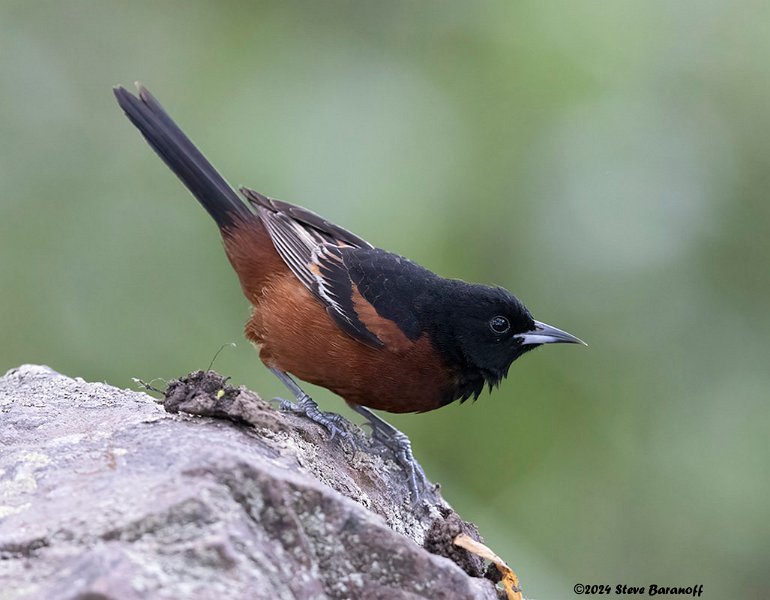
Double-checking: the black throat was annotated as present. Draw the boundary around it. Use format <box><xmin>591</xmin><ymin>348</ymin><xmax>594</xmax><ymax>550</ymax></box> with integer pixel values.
<box><xmin>420</xmin><ymin>280</ymin><xmax>518</xmax><ymax>406</ymax></box>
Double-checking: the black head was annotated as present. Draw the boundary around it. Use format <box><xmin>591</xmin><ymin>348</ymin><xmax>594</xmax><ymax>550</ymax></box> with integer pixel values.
<box><xmin>431</xmin><ymin>282</ymin><xmax>584</xmax><ymax>402</ymax></box>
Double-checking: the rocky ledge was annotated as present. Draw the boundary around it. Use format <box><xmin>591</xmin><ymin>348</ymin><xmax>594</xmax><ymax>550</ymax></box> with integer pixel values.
<box><xmin>0</xmin><ymin>365</ymin><xmax>516</xmax><ymax>599</ymax></box>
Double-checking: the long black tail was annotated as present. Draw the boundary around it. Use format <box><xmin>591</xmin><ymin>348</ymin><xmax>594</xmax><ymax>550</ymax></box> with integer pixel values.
<box><xmin>114</xmin><ymin>84</ymin><xmax>253</xmax><ymax>229</ymax></box>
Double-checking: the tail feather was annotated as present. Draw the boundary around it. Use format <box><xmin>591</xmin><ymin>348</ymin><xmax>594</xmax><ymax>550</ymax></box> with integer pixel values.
<box><xmin>114</xmin><ymin>84</ymin><xmax>253</xmax><ymax>229</ymax></box>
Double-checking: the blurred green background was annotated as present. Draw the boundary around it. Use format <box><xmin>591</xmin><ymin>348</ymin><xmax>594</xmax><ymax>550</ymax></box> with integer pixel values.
<box><xmin>2</xmin><ymin>1</ymin><xmax>769</xmax><ymax>597</ymax></box>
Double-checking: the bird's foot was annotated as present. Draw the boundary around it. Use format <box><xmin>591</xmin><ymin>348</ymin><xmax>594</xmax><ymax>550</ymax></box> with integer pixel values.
<box><xmin>270</xmin><ymin>367</ymin><xmax>353</xmax><ymax>444</ymax></box>
<box><xmin>373</xmin><ymin>427</ymin><xmax>431</xmax><ymax>505</ymax></box>
<box><xmin>279</xmin><ymin>395</ymin><xmax>352</xmax><ymax>444</ymax></box>
<box><xmin>349</xmin><ymin>404</ymin><xmax>432</xmax><ymax>505</ymax></box>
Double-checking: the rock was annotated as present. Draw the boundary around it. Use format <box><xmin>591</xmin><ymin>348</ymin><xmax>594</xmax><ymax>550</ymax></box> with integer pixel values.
<box><xmin>0</xmin><ymin>365</ymin><xmax>501</xmax><ymax>600</ymax></box>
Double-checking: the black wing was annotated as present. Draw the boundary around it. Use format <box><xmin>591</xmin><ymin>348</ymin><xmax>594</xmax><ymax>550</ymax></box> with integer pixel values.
<box><xmin>240</xmin><ymin>187</ymin><xmax>386</xmax><ymax>348</ymax></box>
<box><xmin>313</xmin><ymin>244</ymin><xmax>431</xmax><ymax>348</ymax></box>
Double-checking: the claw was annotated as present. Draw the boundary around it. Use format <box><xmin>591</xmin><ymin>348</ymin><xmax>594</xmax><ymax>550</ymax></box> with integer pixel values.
<box><xmin>386</xmin><ymin>431</ymin><xmax>430</xmax><ymax>503</ymax></box>
<box><xmin>268</xmin><ymin>368</ymin><xmax>431</xmax><ymax>504</ymax></box>
<box><xmin>279</xmin><ymin>395</ymin><xmax>353</xmax><ymax>444</ymax></box>
<box><xmin>350</xmin><ymin>404</ymin><xmax>432</xmax><ymax>505</ymax></box>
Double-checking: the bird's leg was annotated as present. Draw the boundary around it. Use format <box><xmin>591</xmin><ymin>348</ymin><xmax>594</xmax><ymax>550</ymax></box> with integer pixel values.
<box><xmin>348</xmin><ymin>403</ymin><xmax>430</xmax><ymax>503</ymax></box>
<box><xmin>270</xmin><ymin>368</ymin><xmax>350</xmax><ymax>442</ymax></box>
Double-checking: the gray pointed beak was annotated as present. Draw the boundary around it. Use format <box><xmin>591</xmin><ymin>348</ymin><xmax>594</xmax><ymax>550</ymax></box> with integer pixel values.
<box><xmin>515</xmin><ymin>320</ymin><xmax>586</xmax><ymax>346</ymax></box>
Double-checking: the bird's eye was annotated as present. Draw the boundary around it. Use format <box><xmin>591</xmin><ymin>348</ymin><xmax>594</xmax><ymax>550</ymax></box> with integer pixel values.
<box><xmin>489</xmin><ymin>315</ymin><xmax>510</xmax><ymax>334</ymax></box>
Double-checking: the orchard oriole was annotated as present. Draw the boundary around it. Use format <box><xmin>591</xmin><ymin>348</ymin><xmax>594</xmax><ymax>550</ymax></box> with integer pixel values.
<box><xmin>114</xmin><ymin>84</ymin><xmax>585</xmax><ymax>501</ymax></box>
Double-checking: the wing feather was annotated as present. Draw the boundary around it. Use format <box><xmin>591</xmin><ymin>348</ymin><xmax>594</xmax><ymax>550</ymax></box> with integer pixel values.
<box><xmin>239</xmin><ymin>187</ymin><xmax>383</xmax><ymax>348</ymax></box>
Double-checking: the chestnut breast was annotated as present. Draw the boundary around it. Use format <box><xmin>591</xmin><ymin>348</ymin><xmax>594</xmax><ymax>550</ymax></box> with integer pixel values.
<box><xmin>246</xmin><ymin>272</ymin><xmax>453</xmax><ymax>413</ymax></box>
<box><xmin>222</xmin><ymin>218</ymin><xmax>454</xmax><ymax>412</ymax></box>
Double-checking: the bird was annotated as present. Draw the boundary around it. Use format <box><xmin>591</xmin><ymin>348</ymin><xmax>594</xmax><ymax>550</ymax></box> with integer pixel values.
<box><xmin>114</xmin><ymin>84</ymin><xmax>585</xmax><ymax>502</ymax></box>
